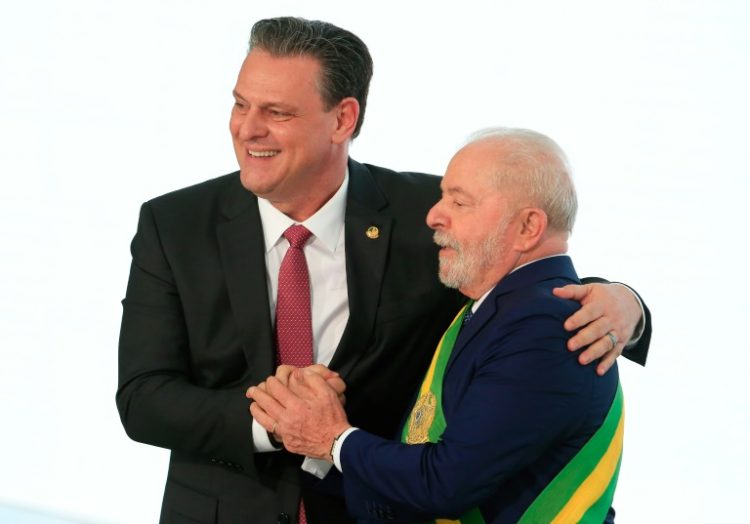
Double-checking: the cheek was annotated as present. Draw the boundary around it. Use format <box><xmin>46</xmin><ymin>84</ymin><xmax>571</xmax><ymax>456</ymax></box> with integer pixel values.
<box><xmin>229</xmin><ymin>116</ymin><xmax>241</xmax><ymax>137</ymax></box>
<box><xmin>457</xmin><ymin>228</ymin><xmax>486</xmax><ymax>251</ymax></box>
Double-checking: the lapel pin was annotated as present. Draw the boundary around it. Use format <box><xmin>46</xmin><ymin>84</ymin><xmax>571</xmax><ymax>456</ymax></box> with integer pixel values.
<box><xmin>366</xmin><ymin>226</ymin><xmax>380</xmax><ymax>239</ymax></box>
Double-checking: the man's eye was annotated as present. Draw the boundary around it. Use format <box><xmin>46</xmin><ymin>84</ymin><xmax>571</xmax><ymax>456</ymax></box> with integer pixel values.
<box><xmin>269</xmin><ymin>109</ymin><xmax>291</xmax><ymax>119</ymax></box>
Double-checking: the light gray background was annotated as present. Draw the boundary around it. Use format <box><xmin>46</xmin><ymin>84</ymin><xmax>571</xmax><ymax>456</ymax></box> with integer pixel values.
<box><xmin>1</xmin><ymin>1</ymin><xmax>748</xmax><ymax>522</ymax></box>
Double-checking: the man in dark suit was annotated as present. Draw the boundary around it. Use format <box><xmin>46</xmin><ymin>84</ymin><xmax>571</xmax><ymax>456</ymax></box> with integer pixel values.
<box><xmin>117</xmin><ymin>17</ymin><xmax>649</xmax><ymax>524</ymax></box>
<box><xmin>248</xmin><ymin>128</ymin><xmax>627</xmax><ymax>523</ymax></box>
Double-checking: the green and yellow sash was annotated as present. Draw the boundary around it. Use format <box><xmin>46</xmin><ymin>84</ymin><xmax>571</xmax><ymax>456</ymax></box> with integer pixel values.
<box><xmin>401</xmin><ymin>303</ymin><xmax>625</xmax><ymax>524</ymax></box>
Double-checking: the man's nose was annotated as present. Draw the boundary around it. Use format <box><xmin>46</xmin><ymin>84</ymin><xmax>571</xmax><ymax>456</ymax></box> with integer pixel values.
<box><xmin>426</xmin><ymin>200</ymin><xmax>446</xmax><ymax>231</ymax></box>
<box><xmin>236</xmin><ymin>109</ymin><xmax>268</xmax><ymax>141</ymax></box>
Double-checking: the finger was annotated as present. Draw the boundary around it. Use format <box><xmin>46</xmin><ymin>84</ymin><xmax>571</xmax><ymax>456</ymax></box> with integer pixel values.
<box><xmin>247</xmin><ymin>384</ymin><xmax>287</xmax><ymax>421</ymax></box>
<box><xmin>275</xmin><ymin>365</ymin><xmax>296</xmax><ymax>386</ymax></box>
<box><xmin>265</xmin><ymin>376</ymin><xmax>304</xmax><ymax>408</ymax></box>
<box><xmin>303</xmin><ymin>371</ymin><xmax>344</xmax><ymax>405</ymax></box>
<box><xmin>595</xmin><ymin>349</ymin><xmax>620</xmax><ymax>376</ymax></box>
<box><xmin>245</xmin><ymin>381</ymin><xmax>265</xmax><ymax>398</ymax></box>
<box><xmin>306</xmin><ymin>363</ymin><xmax>340</xmax><ymax>380</ymax></box>
<box><xmin>567</xmin><ymin>315</ymin><xmax>610</xmax><ymax>350</ymax></box>
<box><xmin>289</xmin><ymin>369</ymin><xmax>333</xmax><ymax>400</ymax></box>
<box><xmin>249</xmin><ymin>400</ymin><xmax>276</xmax><ymax>432</ymax></box>
<box><xmin>325</xmin><ymin>376</ymin><xmax>347</xmax><ymax>396</ymax></box>
<box><xmin>288</xmin><ymin>368</ymin><xmax>317</xmax><ymax>397</ymax></box>
<box><xmin>553</xmin><ymin>284</ymin><xmax>591</xmax><ymax>302</ymax></box>
<box><xmin>246</xmin><ymin>378</ymin><xmax>270</xmax><ymax>398</ymax></box>
<box><xmin>564</xmin><ymin>302</ymin><xmax>605</xmax><ymax>333</ymax></box>
<box><xmin>577</xmin><ymin>330</ymin><xmax>620</xmax><ymax>366</ymax></box>
<box><xmin>302</xmin><ymin>368</ymin><xmax>336</xmax><ymax>392</ymax></box>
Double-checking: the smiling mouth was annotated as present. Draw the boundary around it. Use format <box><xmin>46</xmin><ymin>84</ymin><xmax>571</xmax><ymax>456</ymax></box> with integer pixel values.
<box><xmin>248</xmin><ymin>149</ymin><xmax>280</xmax><ymax>158</ymax></box>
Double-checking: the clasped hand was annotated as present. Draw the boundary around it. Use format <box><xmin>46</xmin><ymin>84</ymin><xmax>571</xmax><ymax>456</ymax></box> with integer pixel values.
<box><xmin>246</xmin><ymin>364</ymin><xmax>351</xmax><ymax>462</ymax></box>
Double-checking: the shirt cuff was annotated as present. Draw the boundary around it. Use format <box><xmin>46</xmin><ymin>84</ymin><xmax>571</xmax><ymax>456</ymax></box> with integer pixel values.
<box><xmin>252</xmin><ymin>418</ymin><xmax>282</xmax><ymax>453</ymax></box>
<box><xmin>332</xmin><ymin>427</ymin><xmax>359</xmax><ymax>472</ymax></box>
<box><xmin>612</xmin><ymin>282</ymin><xmax>646</xmax><ymax>347</ymax></box>
<box><xmin>301</xmin><ymin>457</ymin><xmax>333</xmax><ymax>479</ymax></box>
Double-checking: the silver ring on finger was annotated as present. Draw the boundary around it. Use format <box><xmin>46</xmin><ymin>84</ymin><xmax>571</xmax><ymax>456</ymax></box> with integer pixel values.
<box><xmin>606</xmin><ymin>332</ymin><xmax>618</xmax><ymax>350</ymax></box>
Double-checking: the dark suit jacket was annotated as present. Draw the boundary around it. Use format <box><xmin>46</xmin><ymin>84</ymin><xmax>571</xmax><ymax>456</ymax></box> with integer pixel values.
<box><xmin>338</xmin><ymin>256</ymin><xmax>620</xmax><ymax>523</ymax></box>
<box><xmin>117</xmin><ymin>159</ymin><xmax>464</xmax><ymax>524</ymax></box>
<box><xmin>117</xmin><ymin>160</ymin><xmax>649</xmax><ymax>524</ymax></box>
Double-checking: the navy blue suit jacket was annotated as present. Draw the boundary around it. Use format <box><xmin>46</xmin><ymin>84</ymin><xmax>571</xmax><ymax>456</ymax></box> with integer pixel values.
<box><xmin>338</xmin><ymin>256</ymin><xmax>620</xmax><ymax>523</ymax></box>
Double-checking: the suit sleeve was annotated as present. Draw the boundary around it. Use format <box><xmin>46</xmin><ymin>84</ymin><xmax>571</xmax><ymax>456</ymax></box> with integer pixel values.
<box><xmin>116</xmin><ymin>202</ymin><xmax>257</xmax><ymax>474</ymax></box>
<box><xmin>580</xmin><ymin>276</ymin><xmax>651</xmax><ymax>365</ymax></box>
<box><xmin>338</xmin><ymin>306</ymin><xmax>606</xmax><ymax>522</ymax></box>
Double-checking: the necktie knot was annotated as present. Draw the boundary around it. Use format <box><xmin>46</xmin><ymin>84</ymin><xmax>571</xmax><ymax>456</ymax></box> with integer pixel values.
<box><xmin>283</xmin><ymin>224</ymin><xmax>312</xmax><ymax>249</ymax></box>
<box><xmin>462</xmin><ymin>300</ymin><xmax>475</xmax><ymax>325</ymax></box>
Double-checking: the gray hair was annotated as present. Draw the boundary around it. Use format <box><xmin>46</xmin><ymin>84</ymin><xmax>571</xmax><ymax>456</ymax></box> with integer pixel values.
<box><xmin>467</xmin><ymin>127</ymin><xmax>578</xmax><ymax>232</ymax></box>
<box><xmin>249</xmin><ymin>17</ymin><xmax>373</xmax><ymax>138</ymax></box>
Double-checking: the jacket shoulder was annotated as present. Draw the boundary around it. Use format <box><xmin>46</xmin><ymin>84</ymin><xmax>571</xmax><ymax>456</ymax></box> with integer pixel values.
<box><xmin>146</xmin><ymin>171</ymin><xmax>241</xmax><ymax>210</ymax></box>
<box><xmin>359</xmin><ymin>162</ymin><xmax>442</xmax><ymax>209</ymax></box>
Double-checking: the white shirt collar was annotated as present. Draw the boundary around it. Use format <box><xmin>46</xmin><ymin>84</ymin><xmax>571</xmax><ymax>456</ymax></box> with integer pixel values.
<box><xmin>257</xmin><ymin>169</ymin><xmax>349</xmax><ymax>254</ymax></box>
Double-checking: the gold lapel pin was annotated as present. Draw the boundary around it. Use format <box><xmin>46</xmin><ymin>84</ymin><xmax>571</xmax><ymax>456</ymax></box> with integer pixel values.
<box><xmin>366</xmin><ymin>226</ymin><xmax>380</xmax><ymax>239</ymax></box>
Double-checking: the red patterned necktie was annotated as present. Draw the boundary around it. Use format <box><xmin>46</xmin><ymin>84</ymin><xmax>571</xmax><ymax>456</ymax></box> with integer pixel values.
<box><xmin>276</xmin><ymin>224</ymin><xmax>314</xmax><ymax>367</ymax></box>
<box><xmin>275</xmin><ymin>224</ymin><xmax>313</xmax><ymax>524</ymax></box>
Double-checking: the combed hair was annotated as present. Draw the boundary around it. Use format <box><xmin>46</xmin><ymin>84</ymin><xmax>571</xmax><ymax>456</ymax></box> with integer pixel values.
<box><xmin>467</xmin><ymin>127</ymin><xmax>578</xmax><ymax>232</ymax></box>
<box><xmin>249</xmin><ymin>17</ymin><xmax>373</xmax><ymax>138</ymax></box>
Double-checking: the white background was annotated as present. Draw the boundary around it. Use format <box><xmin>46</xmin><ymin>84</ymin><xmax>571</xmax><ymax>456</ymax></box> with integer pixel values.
<box><xmin>1</xmin><ymin>1</ymin><xmax>748</xmax><ymax>522</ymax></box>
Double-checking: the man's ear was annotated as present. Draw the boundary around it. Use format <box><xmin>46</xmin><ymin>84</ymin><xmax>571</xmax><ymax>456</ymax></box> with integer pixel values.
<box><xmin>514</xmin><ymin>207</ymin><xmax>548</xmax><ymax>252</ymax></box>
<box><xmin>331</xmin><ymin>97</ymin><xmax>360</xmax><ymax>144</ymax></box>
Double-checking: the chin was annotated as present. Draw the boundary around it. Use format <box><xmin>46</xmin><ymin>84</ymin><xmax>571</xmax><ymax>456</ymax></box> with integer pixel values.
<box><xmin>239</xmin><ymin>171</ymin><xmax>257</xmax><ymax>192</ymax></box>
<box><xmin>239</xmin><ymin>169</ymin><xmax>271</xmax><ymax>193</ymax></box>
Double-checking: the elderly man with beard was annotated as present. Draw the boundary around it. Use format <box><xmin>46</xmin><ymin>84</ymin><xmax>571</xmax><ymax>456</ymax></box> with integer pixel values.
<box><xmin>249</xmin><ymin>128</ymin><xmax>625</xmax><ymax>523</ymax></box>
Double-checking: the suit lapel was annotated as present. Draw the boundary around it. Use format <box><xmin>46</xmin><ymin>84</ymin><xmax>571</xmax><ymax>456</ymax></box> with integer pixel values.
<box><xmin>447</xmin><ymin>256</ymin><xmax>579</xmax><ymax>372</ymax></box>
<box><xmin>330</xmin><ymin>160</ymin><xmax>392</xmax><ymax>376</ymax></box>
<box><xmin>216</xmin><ymin>176</ymin><xmax>276</xmax><ymax>383</ymax></box>
<box><xmin>448</xmin><ymin>298</ymin><xmax>496</xmax><ymax>372</ymax></box>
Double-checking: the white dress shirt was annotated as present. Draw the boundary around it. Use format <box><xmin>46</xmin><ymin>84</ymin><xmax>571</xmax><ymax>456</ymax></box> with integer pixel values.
<box><xmin>251</xmin><ymin>172</ymin><xmax>349</xmax><ymax>477</ymax></box>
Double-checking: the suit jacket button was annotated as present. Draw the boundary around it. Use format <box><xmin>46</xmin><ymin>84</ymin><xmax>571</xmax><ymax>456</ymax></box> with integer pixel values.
<box><xmin>277</xmin><ymin>513</ymin><xmax>290</xmax><ymax>524</ymax></box>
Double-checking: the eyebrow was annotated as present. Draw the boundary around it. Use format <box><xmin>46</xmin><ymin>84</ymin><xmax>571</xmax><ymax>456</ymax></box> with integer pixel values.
<box><xmin>231</xmin><ymin>90</ymin><xmax>296</xmax><ymax>111</ymax></box>
<box><xmin>442</xmin><ymin>185</ymin><xmax>473</xmax><ymax>198</ymax></box>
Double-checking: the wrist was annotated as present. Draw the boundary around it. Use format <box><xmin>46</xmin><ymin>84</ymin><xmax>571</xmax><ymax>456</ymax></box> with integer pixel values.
<box><xmin>330</xmin><ymin>426</ymin><xmax>358</xmax><ymax>471</ymax></box>
<box><xmin>329</xmin><ymin>425</ymin><xmax>352</xmax><ymax>462</ymax></box>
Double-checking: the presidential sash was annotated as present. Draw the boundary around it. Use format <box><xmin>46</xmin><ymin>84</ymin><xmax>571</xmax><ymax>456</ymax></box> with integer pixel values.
<box><xmin>401</xmin><ymin>302</ymin><xmax>624</xmax><ymax>524</ymax></box>
<box><xmin>401</xmin><ymin>302</ymin><xmax>472</xmax><ymax>446</ymax></box>
<box><xmin>401</xmin><ymin>303</ymin><xmax>483</xmax><ymax>524</ymax></box>
<box><xmin>518</xmin><ymin>383</ymin><xmax>624</xmax><ymax>524</ymax></box>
